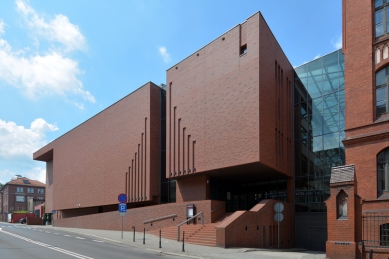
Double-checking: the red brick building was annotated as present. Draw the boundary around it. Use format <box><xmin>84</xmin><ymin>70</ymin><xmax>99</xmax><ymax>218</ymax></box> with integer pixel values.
<box><xmin>325</xmin><ymin>1</ymin><xmax>389</xmax><ymax>258</ymax></box>
<box><xmin>0</xmin><ymin>175</ymin><xmax>45</xmax><ymax>222</ymax></box>
<box><xmin>34</xmin><ymin>12</ymin><xmax>295</xmax><ymax>249</ymax></box>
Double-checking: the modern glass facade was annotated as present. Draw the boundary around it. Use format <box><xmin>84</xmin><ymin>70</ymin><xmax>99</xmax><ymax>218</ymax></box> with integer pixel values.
<box><xmin>294</xmin><ymin>49</ymin><xmax>345</xmax><ymax>212</ymax></box>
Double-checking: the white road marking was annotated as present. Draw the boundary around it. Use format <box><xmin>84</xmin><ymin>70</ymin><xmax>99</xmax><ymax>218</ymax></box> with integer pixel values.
<box><xmin>45</xmin><ymin>231</ymin><xmax>51</xmax><ymax>233</ymax></box>
<box><xmin>64</xmin><ymin>235</ymin><xmax>71</xmax><ymax>237</ymax></box>
<box><xmin>92</xmin><ymin>240</ymin><xmax>104</xmax><ymax>243</ymax></box>
<box><xmin>0</xmin><ymin>229</ymin><xmax>94</xmax><ymax>259</ymax></box>
<box><xmin>76</xmin><ymin>237</ymin><xmax>85</xmax><ymax>240</ymax></box>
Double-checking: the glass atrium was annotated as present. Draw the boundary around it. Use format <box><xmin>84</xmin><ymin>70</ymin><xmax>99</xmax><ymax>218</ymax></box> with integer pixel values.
<box><xmin>294</xmin><ymin>49</ymin><xmax>345</xmax><ymax>212</ymax></box>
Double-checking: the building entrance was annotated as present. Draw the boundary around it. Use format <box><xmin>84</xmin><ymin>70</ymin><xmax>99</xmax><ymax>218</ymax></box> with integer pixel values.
<box><xmin>210</xmin><ymin>177</ymin><xmax>287</xmax><ymax>212</ymax></box>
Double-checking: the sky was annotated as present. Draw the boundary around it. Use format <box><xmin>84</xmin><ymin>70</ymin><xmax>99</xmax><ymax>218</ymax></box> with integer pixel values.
<box><xmin>0</xmin><ymin>0</ymin><xmax>342</xmax><ymax>185</ymax></box>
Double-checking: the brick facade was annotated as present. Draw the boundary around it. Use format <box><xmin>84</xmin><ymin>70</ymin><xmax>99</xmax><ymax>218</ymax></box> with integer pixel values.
<box><xmin>325</xmin><ymin>1</ymin><xmax>389</xmax><ymax>258</ymax></box>
<box><xmin>34</xmin><ymin>82</ymin><xmax>162</xmax><ymax>214</ymax></box>
<box><xmin>166</xmin><ymin>12</ymin><xmax>293</xmax><ymax>202</ymax></box>
<box><xmin>0</xmin><ymin>177</ymin><xmax>45</xmax><ymax>222</ymax></box>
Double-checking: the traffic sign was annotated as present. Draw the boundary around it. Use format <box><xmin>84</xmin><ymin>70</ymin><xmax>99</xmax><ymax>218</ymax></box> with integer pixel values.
<box><xmin>274</xmin><ymin>212</ymin><xmax>284</xmax><ymax>222</ymax></box>
<box><xmin>118</xmin><ymin>193</ymin><xmax>127</xmax><ymax>203</ymax></box>
<box><xmin>118</xmin><ymin>203</ymin><xmax>127</xmax><ymax>213</ymax></box>
<box><xmin>274</xmin><ymin>202</ymin><xmax>284</xmax><ymax>213</ymax></box>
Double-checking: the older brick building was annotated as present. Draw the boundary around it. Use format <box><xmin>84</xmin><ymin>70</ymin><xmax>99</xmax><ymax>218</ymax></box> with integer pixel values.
<box><xmin>324</xmin><ymin>1</ymin><xmax>389</xmax><ymax>258</ymax></box>
<box><xmin>0</xmin><ymin>175</ymin><xmax>45</xmax><ymax>222</ymax></box>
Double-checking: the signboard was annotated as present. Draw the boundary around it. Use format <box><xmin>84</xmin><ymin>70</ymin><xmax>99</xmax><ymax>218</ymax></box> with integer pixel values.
<box><xmin>118</xmin><ymin>193</ymin><xmax>127</xmax><ymax>203</ymax></box>
<box><xmin>52</xmin><ymin>210</ymin><xmax>56</xmax><ymax>214</ymax></box>
<box><xmin>118</xmin><ymin>203</ymin><xmax>126</xmax><ymax>213</ymax></box>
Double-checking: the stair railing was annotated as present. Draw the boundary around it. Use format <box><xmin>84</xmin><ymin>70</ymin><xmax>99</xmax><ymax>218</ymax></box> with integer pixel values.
<box><xmin>143</xmin><ymin>214</ymin><xmax>177</xmax><ymax>224</ymax></box>
<box><xmin>211</xmin><ymin>202</ymin><xmax>225</xmax><ymax>213</ymax></box>
<box><xmin>177</xmin><ymin>212</ymin><xmax>203</xmax><ymax>241</ymax></box>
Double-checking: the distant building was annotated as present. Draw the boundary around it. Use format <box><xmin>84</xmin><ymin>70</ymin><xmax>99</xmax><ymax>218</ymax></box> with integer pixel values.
<box><xmin>0</xmin><ymin>175</ymin><xmax>45</xmax><ymax>222</ymax></box>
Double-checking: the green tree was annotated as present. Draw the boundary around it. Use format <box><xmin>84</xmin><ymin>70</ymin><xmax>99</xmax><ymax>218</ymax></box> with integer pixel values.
<box><xmin>0</xmin><ymin>183</ymin><xmax>3</xmax><ymax>189</ymax></box>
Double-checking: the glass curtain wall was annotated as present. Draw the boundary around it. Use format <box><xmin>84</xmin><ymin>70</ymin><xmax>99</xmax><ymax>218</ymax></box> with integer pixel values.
<box><xmin>294</xmin><ymin>50</ymin><xmax>345</xmax><ymax>212</ymax></box>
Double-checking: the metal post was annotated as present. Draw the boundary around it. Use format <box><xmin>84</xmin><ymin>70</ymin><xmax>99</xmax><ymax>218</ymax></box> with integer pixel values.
<box><xmin>121</xmin><ymin>216</ymin><xmax>123</xmax><ymax>239</ymax></box>
<box><xmin>369</xmin><ymin>249</ymin><xmax>373</xmax><ymax>259</ymax></box>
<box><xmin>159</xmin><ymin>229</ymin><xmax>162</xmax><ymax>248</ymax></box>
<box><xmin>143</xmin><ymin>228</ymin><xmax>145</xmax><ymax>244</ymax></box>
<box><xmin>182</xmin><ymin>231</ymin><xmax>185</xmax><ymax>252</ymax></box>
<box><xmin>278</xmin><ymin>220</ymin><xmax>280</xmax><ymax>249</ymax></box>
<box><xmin>132</xmin><ymin>226</ymin><xmax>135</xmax><ymax>242</ymax></box>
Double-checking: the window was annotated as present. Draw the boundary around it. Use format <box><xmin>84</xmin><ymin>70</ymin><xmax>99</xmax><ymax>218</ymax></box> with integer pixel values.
<box><xmin>27</xmin><ymin>188</ymin><xmax>34</xmax><ymax>193</ymax></box>
<box><xmin>240</xmin><ymin>44</ymin><xmax>247</xmax><ymax>55</ymax></box>
<box><xmin>38</xmin><ymin>189</ymin><xmax>44</xmax><ymax>194</ymax></box>
<box><xmin>376</xmin><ymin>67</ymin><xmax>389</xmax><ymax>116</ymax></box>
<box><xmin>375</xmin><ymin>0</ymin><xmax>389</xmax><ymax>37</ymax></box>
<box><xmin>381</xmin><ymin>223</ymin><xmax>389</xmax><ymax>247</ymax></box>
<box><xmin>16</xmin><ymin>187</ymin><xmax>23</xmax><ymax>193</ymax></box>
<box><xmin>16</xmin><ymin>196</ymin><xmax>25</xmax><ymax>202</ymax></box>
<box><xmin>378</xmin><ymin>147</ymin><xmax>389</xmax><ymax>192</ymax></box>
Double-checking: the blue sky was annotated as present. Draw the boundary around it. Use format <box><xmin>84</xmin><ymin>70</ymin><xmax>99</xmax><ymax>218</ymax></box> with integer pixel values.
<box><xmin>0</xmin><ymin>0</ymin><xmax>341</xmax><ymax>184</ymax></box>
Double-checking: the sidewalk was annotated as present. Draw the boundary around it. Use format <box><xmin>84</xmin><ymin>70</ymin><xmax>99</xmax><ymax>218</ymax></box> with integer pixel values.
<box><xmin>33</xmin><ymin>224</ymin><xmax>327</xmax><ymax>259</ymax></box>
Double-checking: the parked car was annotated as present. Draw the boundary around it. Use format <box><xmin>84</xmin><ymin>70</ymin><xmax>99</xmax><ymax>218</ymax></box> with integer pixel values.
<box><xmin>19</xmin><ymin>218</ymin><xmax>26</xmax><ymax>224</ymax></box>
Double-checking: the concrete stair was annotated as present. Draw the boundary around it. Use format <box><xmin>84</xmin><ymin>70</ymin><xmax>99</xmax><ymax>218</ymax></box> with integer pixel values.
<box><xmin>185</xmin><ymin>223</ymin><xmax>217</xmax><ymax>246</ymax></box>
<box><xmin>148</xmin><ymin>212</ymin><xmax>234</xmax><ymax>247</ymax></box>
<box><xmin>148</xmin><ymin>224</ymin><xmax>202</xmax><ymax>242</ymax></box>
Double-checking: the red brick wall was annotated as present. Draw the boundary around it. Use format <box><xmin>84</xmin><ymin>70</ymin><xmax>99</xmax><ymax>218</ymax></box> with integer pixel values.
<box><xmin>216</xmin><ymin>200</ymin><xmax>293</xmax><ymax>248</ymax></box>
<box><xmin>345</xmin><ymin>139</ymin><xmax>389</xmax><ymax>201</ymax></box>
<box><xmin>326</xmin><ymin>182</ymin><xmax>358</xmax><ymax>259</ymax></box>
<box><xmin>54</xmin><ymin>200</ymin><xmax>224</xmax><ymax>231</ymax></box>
<box><xmin>176</xmin><ymin>175</ymin><xmax>209</xmax><ymax>202</ymax></box>
<box><xmin>34</xmin><ymin>82</ymin><xmax>162</xmax><ymax>212</ymax></box>
<box><xmin>165</xmin><ymin>12</ymin><xmax>293</xmax><ymax>180</ymax></box>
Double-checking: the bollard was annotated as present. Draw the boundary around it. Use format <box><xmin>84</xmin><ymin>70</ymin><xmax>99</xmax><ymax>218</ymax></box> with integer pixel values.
<box><xmin>182</xmin><ymin>231</ymin><xmax>185</xmax><ymax>252</ymax></box>
<box><xmin>159</xmin><ymin>229</ymin><xmax>162</xmax><ymax>248</ymax></box>
<box><xmin>369</xmin><ymin>249</ymin><xmax>373</xmax><ymax>259</ymax></box>
<box><xmin>132</xmin><ymin>226</ymin><xmax>135</xmax><ymax>242</ymax></box>
<box><xmin>143</xmin><ymin>228</ymin><xmax>145</xmax><ymax>244</ymax></box>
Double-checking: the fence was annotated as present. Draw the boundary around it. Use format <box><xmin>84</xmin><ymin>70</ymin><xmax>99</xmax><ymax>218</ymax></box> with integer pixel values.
<box><xmin>362</xmin><ymin>212</ymin><xmax>389</xmax><ymax>249</ymax></box>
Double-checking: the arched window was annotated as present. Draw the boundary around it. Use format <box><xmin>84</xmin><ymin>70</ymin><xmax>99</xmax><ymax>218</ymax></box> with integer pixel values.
<box><xmin>384</xmin><ymin>45</ymin><xmax>389</xmax><ymax>59</ymax></box>
<box><xmin>375</xmin><ymin>0</ymin><xmax>389</xmax><ymax>37</ymax></box>
<box><xmin>376</xmin><ymin>67</ymin><xmax>389</xmax><ymax>116</ymax></box>
<box><xmin>378</xmin><ymin>147</ymin><xmax>389</xmax><ymax>192</ymax></box>
<box><xmin>337</xmin><ymin>190</ymin><xmax>348</xmax><ymax>219</ymax></box>
<box><xmin>376</xmin><ymin>48</ymin><xmax>381</xmax><ymax>64</ymax></box>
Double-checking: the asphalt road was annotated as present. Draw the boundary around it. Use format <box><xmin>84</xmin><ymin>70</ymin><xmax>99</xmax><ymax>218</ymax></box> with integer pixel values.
<box><xmin>0</xmin><ymin>223</ymin><xmax>185</xmax><ymax>259</ymax></box>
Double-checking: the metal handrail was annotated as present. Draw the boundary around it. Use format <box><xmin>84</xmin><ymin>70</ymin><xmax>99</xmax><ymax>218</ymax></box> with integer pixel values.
<box><xmin>177</xmin><ymin>212</ymin><xmax>203</xmax><ymax>241</ymax></box>
<box><xmin>143</xmin><ymin>214</ymin><xmax>177</xmax><ymax>224</ymax></box>
<box><xmin>211</xmin><ymin>202</ymin><xmax>225</xmax><ymax>213</ymax></box>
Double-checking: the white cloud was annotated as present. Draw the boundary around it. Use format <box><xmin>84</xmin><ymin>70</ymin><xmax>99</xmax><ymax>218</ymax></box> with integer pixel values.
<box><xmin>158</xmin><ymin>46</ymin><xmax>171</xmax><ymax>63</ymax></box>
<box><xmin>0</xmin><ymin>118</ymin><xmax>58</xmax><ymax>159</ymax></box>
<box><xmin>332</xmin><ymin>36</ymin><xmax>342</xmax><ymax>50</ymax></box>
<box><xmin>24</xmin><ymin>166</ymin><xmax>46</xmax><ymax>184</ymax></box>
<box><xmin>16</xmin><ymin>0</ymin><xmax>86</xmax><ymax>52</ymax></box>
<box><xmin>0</xmin><ymin>1</ymin><xmax>95</xmax><ymax>107</ymax></box>
<box><xmin>0</xmin><ymin>167</ymin><xmax>46</xmax><ymax>184</ymax></box>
